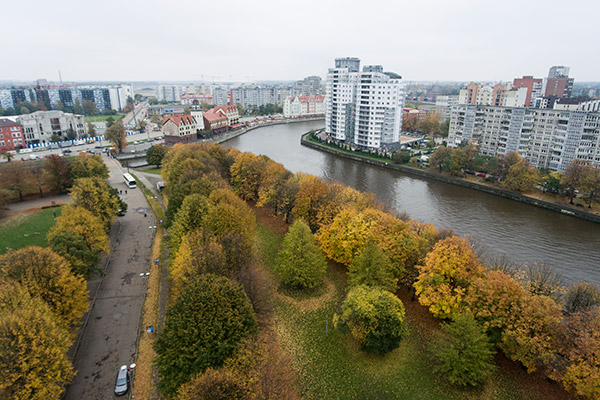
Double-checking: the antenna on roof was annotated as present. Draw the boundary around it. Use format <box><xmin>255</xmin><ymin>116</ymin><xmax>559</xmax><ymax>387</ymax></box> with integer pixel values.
<box><xmin>58</xmin><ymin>70</ymin><xmax>63</xmax><ymax>85</ymax></box>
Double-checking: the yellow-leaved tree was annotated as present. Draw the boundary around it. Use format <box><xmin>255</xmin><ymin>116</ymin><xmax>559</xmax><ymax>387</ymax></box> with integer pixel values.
<box><xmin>47</xmin><ymin>205</ymin><xmax>110</xmax><ymax>254</ymax></box>
<box><xmin>69</xmin><ymin>177</ymin><xmax>120</xmax><ymax>231</ymax></box>
<box><xmin>0</xmin><ymin>246</ymin><xmax>89</xmax><ymax>330</ymax></box>
<box><xmin>414</xmin><ymin>236</ymin><xmax>485</xmax><ymax>319</ymax></box>
<box><xmin>0</xmin><ymin>281</ymin><xmax>74</xmax><ymax>400</ymax></box>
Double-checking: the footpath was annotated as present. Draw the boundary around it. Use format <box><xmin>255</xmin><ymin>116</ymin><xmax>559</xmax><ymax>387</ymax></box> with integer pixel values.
<box><xmin>64</xmin><ymin>154</ymin><xmax>155</xmax><ymax>400</ymax></box>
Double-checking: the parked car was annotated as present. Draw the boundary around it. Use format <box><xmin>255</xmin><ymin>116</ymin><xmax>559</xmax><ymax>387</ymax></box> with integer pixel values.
<box><xmin>64</xmin><ymin>149</ymin><xmax>72</xmax><ymax>154</ymax></box>
<box><xmin>114</xmin><ymin>366</ymin><xmax>130</xmax><ymax>396</ymax></box>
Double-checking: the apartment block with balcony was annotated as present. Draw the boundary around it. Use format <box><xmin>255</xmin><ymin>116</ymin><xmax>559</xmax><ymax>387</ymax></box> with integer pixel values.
<box><xmin>17</xmin><ymin>110</ymin><xmax>87</xmax><ymax>146</ymax></box>
<box><xmin>0</xmin><ymin>119</ymin><xmax>25</xmax><ymax>152</ymax></box>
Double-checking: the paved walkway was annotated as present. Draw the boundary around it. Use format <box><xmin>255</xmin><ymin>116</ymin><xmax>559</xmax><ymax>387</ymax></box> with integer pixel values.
<box><xmin>64</xmin><ymin>154</ymin><xmax>155</xmax><ymax>400</ymax></box>
<box><xmin>7</xmin><ymin>193</ymin><xmax>71</xmax><ymax>213</ymax></box>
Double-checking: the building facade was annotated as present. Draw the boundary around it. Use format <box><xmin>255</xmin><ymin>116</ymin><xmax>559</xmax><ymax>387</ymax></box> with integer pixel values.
<box><xmin>202</xmin><ymin>111</ymin><xmax>228</xmax><ymax>133</ymax></box>
<box><xmin>435</xmin><ymin>95</ymin><xmax>459</xmax><ymax>121</ymax></box>
<box><xmin>513</xmin><ymin>76</ymin><xmax>543</xmax><ymax>107</ymax></box>
<box><xmin>17</xmin><ymin>110</ymin><xmax>87</xmax><ymax>146</ymax></box>
<box><xmin>325</xmin><ymin>58</ymin><xmax>405</xmax><ymax>150</ymax></box>
<box><xmin>162</xmin><ymin>114</ymin><xmax>198</xmax><ymax>144</ymax></box>
<box><xmin>212</xmin><ymin>105</ymin><xmax>240</xmax><ymax>125</ymax></box>
<box><xmin>448</xmin><ymin>104</ymin><xmax>600</xmax><ymax>172</ymax></box>
<box><xmin>283</xmin><ymin>96</ymin><xmax>325</xmax><ymax>118</ymax></box>
<box><xmin>0</xmin><ymin>119</ymin><xmax>25</xmax><ymax>152</ymax></box>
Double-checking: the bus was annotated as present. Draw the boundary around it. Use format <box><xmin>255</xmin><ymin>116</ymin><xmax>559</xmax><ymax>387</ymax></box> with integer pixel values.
<box><xmin>123</xmin><ymin>173</ymin><xmax>137</xmax><ymax>189</ymax></box>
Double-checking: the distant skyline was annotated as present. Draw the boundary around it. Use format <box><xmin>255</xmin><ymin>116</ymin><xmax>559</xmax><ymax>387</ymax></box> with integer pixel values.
<box><xmin>4</xmin><ymin>0</ymin><xmax>599</xmax><ymax>83</ymax></box>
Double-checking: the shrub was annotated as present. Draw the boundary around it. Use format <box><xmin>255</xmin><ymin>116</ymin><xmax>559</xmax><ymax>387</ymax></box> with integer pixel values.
<box><xmin>347</xmin><ymin>241</ymin><xmax>397</xmax><ymax>292</ymax></box>
<box><xmin>155</xmin><ymin>274</ymin><xmax>257</xmax><ymax>396</ymax></box>
<box><xmin>429</xmin><ymin>313</ymin><xmax>496</xmax><ymax>387</ymax></box>
<box><xmin>334</xmin><ymin>286</ymin><xmax>407</xmax><ymax>354</ymax></box>
<box><xmin>275</xmin><ymin>220</ymin><xmax>327</xmax><ymax>289</ymax></box>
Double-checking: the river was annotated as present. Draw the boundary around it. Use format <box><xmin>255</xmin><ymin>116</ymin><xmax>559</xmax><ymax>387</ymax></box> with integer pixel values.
<box><xmin>224</xmin><ymin>120</ymin><xmax>600</xmax><ymax>286</ymax></box>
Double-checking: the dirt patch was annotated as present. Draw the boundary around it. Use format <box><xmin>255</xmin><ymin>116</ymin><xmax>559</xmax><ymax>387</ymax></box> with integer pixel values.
<box><xmin>0</xmin><ymin>208</ymin><xmax>43</xmax><ymax>229</ymax></box>
<box><xmin>275</xmin><ymin>277</ymin><xmax>336</xmax><ymax>313</ymax></box>
<box><xmin>251</xmin><ymin>203</ymin><xmax>289</xmax><ymax>236</ymax></box>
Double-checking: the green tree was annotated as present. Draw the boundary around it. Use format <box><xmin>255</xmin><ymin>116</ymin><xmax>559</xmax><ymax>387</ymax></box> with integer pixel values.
<box><xmin>392</xmin><ymin>150</ymin><xmax>412</xmax><ymax>164</ymax></box>
<box><xmin>105</xmin><ymin>121</ymin><xmax>126</xmax><ymax>153</ymax></box>
<box><xmin>146</xmin><ymin>144</ymin><xmax>167</xmax><ymax>168</ymax></box>
<box><xmin>429</xmin><ymin>146</ymin><xmax>453</xmax><ymax>173</ymax></box>
<box><xmin>148</xmin><ymin>97</ymin><xmax>158</xmax><ymax>105</ymax></box>
<box><xmin>429</xmin><ymin>313</ymin><xmax>496</xmax><ymax>387</ymax></box>
<box><xmin>503</xmin><ymin>159</ymin><xmax>541</xmax><ymax>191</ymax></box>
<box><xmin>0</xmin><ymin>246</ymin><xmax>89</xmax><ymax>329</ymax></box>
<box><xmin>70</xmin><ymin>177</ymin><xmax>120</xmax><ymax>231</ymax></box>
<box><xmin>49</xmin><ymin>231</ymin><xmax>100</xmax><ymax>278</ymax></box>
<box><xmin>347</xmin><ymin>241</ymin><xmax>397</xmax><ymax>292</ymax></box>
<box><xmin>334</xmin><ymin>285</ymin><xmax>407</xmax><ymax>354</ymax></box>
<box><xmin>87</xmin><ymin>121</ymin><xmax>96</xmax><ymax>136</ymax></box>
<box><xmin>275</xmin><ymin>220</ymin><xmax>327</xmax><ymax>289</ymax></box>
<box><xmin>20</xmin><ymin>106</ymin><xmax>30</xmax><ymax>115</ymax></box>
<box><xmin>65</xmin><ymin>127</ymin><xmax>76</xmax><ymax>140</ymax></box>
<box><xmin>168</xmin><ymin>194</ymin><xmax>212</xmax><ymax>252</ymax></box>
<box><xmin>543</xmin><ymin>171</ymin><xmax>563</xmax><ymax>194</ymax></box>
<box><xmin>44</xmin><ymin>154</ymin><xmax>71</xmax><ymax>193</ymax></box>
<box><xmin>106</xmin><ymin>115</ymin><xmax>115</xmax><ymax>128</ymax></box>
<box><xmin>581</xmin><ymin>163</ymin><xmax>600</xmax><ymax>207</ymax></box>
<box><xmin>184</xmin><ymin>107</ymin><xmax>191</xmax><ymax>115</ymax></box>
<box><xmin>73</xmin><ymin>98</ymin><xmax>83</xmax><ymax>115</ymax></box>
<box><xmin>69</xmin><ymin>153</ymin><xmax>109</xmax><ymax>180</ymax></box>
<box><xmin>81</xmin><ymin>100</ymin><xmax>98</xmax><ymax>115</ymax></box>
<box><xmin>0</xmin><ymin>282</ymin><xmax>74</xmax><ymax>400</ymax></box>
<box><xmin>155</xmin><ymin>274</ymin><xmax>257</xmax><ymax>396</ymax></box>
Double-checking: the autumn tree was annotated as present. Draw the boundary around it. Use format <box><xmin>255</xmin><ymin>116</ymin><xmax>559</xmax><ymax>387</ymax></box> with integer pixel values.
<box><xmin>168</xmin><ymin>194</ymin><xmax>211</xmax><ymax>252</ymax></box>
<box><xmin>291</xmin><ymin>174</ymin><xmax>330</xmax><ymax>232</ymax></box>
<box><xmin>495</xmin><ymin>152</ymin><xmax>522</xmax><ymax>181</ymax></box>
<box><xmin>176</xmin><ymin>367</ymin><xmax>253</xmax><ymax>400</ymax></box>
<box><xmin>49</xmin><ymin>231</ymin><xmax>100</xmax><ymax>278</ymax></box>
<box><xmin>0</xmin><ymin>160</ymin><xmax>33</xmax><ymax>201</ymax></box>
<box><xmin>256</xmin><ymin>160</ymin><xmax>291</xmax><ymax>214</ymax></box>
<box><xmin>428</xmin><ymin>313</ymin><xmax>496</xmax><ymax>387</ymax></box>
<box><xmin>500</xmin><ymin>293</ymin><xmax>561</xmax><ymax>372</ymax></box>
<box><xmin>516</xmin><ymin>263</ymin><xmax>566</xmax><ymax>302</ymax></box>
<box><xmin>564</xmin><ymin>281</ymin><xmax>600</xmax><ymax>314</ymax></box>
<box><xmin>105</xmin><ymin>121</ymin><xmax>126</xmax><ymax>153</ymax></box>
<box><xmin>47</xmin><ymin>205</ymin><xmax>110</xmax><ymax>253</ymax></box>
<box><xmin>43</xmin><ymin>154</ymin><xmax>71</xmax><ymax>193</ymax></box>
<box><xmin>414</xmin><ymin>236</ymin><xmax>485</xmax><ymax>319</ymax></box>
<box><xmin>503</xmin><ymin>159</ymin><xmax>541</xmax><ymax>192</ymax></box>
<box><xmin>581</xmin><ymin>163</ymin><xmax>600</xmax><ymax>207</ymax></box>
<box><xmin>0</xmin><ymin>246</ymin><xmax>88</xmax><ymax>329</ymax></box>
<box><xmin>0</xmin><ymin>282</ymin><xmax>74</xmax><ymax>400</ymax></box>
<box><xmin>563</xmin><ymin>159</ymin><xmax>587</xmax><ymax>204</ymax></box>
<box><xmin>70</xmin><ymin>177</ymin><xmax>120</xmax><ymax>231</ymax></box>
<box><xmin>87</xmin><ymin>121</ymin><xmax>96</xmax><ymax>136</ymax></box>
<box><xmin>347</xmin><ymin>241</ymin><xmax>397</xmax><ymax>292</ymax></box>
<box><xmin>146</xmin><ymin>144</ymin><xmax>167</xmax><ymax>168</ymax></box>
<box><xmin>69</xmin><ymin>153</ymin><xmax>109</xmax><ymax>180</ymax></box>
<box><xmin>429</xmin><ymin>146</ymin><xmax>453</xmax><ymax>173</ymax></box>
<box><xmin>170</xmin><ymin>230</ymin><xmax>226</xmax><ymax>295</ymax></box>
<box><xmin>155</xmin><ymin>274</ymin><xmax>257</xmax><ymax>396</ymax></box>
<box><xmin>543</xmin><ymin>171</ymin><xmax>563</xmax><ymax>194</ymax></box>
<box><xmin>419</xmin><ymin>112</ymin><xmax>442</xmax><ymax>137</ymax></box>
<box><xmin>229</xmin><ymin>152</ymin><xmax>267</xmax><ymax>201</ymax></box>
<box><xmin>334</xmin><ymin>285</ymin><xmax>407</xmax><ymax>354</ymax></box>
<box><xmin>275</xmin><ymin>220</ymin><xmax>327</xmax><ymax>289</ymax></box>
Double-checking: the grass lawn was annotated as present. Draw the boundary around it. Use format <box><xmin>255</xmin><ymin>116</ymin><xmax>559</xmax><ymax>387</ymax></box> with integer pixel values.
<box><xmin>0</xmin><ymin>206</ymin><xmax>62</xmax><ymax>253</ymax></box>
<box><xmin>255</xmin><ymin>223</ymin><xmax>560</xmax><ymax>400</ymax></box>
<box><xmin>85</xmin><ymin>114</ymin><xmax>125</xmax><ymax>123</ymax></box>
<box><xmin>136</xmin><ymin>167</ymin><xmax>162</xmax><ymax>175</ymax></box>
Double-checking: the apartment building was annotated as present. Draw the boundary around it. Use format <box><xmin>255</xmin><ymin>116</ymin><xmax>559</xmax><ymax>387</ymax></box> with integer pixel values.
<box><xmin>513</xmin><ymin>76</ymin><xmax>543</xmax><ymax>106</ymax></box>
<box><xmin>0</xmin><ymin>119</ymin><xmax>25</xmax><ymax>152</ymax></box>
<box><xmin>212</xmin><ymin>105</ymin><xmax>240</xmax><ymax>125</ymax></box>
<box><xmin>157</xmin><ymin>85</ymin><xmax>184</xmax><ymax>102</ymax></box>
<box><xmin>325</xmin><ymin>58</ymin><xmax>404</xmax><ymax>150</ymax></box>
<box><xmin>17</xmin><ymin>110</ymin><xmax>87</xmax><ymax>145</ymax></box>
<box><xmin>448</xmin><ymin>104</ymin><xmax>600</xmax><ymax>172</ymax></box>
<box><xmin>435</xmin><ymin>95</ymin><xmax>459</xmax><ymax>121</ymax></box>
<box><xmin>283</xmin><ymin>96</ymin><xmax>325</xmax><ymax>118</ymax></box>
<box><xmin>459</xmin><ymin>83</ymin><xmax>527</xmax><ymax>107</ymax></box>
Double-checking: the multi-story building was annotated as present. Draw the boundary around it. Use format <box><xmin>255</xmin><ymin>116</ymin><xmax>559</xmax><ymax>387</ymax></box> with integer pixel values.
<box><xmin>180</xmin><ymin>93</ymin><xmax>213</xmax><ymax>105</ymax></box>
<box><xmin>292</xmin><ymin>76</ymin><xmax>323</xmax><ymax>96</ymax></box>
<box><xmin>17</xmin><ymin>110</ymin><xmax>87</xmax><ymax>146</ymax></box>
<box><xmin>513</xmin><ymin>76</ymin><xmax>543</xmax><ymax>107</ymax></box>
<box><xmin>0</xmin><ymin>88</ymin><xmax>34</xmax><ymax>111</ymax></box>
<box><xmin>325</xmin><ymin>58</ymin><xmax>405</xmax><ymax>150</ymax></box>
<box><xmin>435</xmin><ymin>95</ymin><xmax>459</xmax><ymax>121</ymax></box>
<box><xmin>212</xmin><ymin>87</ymin><xmax>229</xmax><ymax>106</ymax></box>
<box><xmin>0</xmin><ymin>119</ymin><xmax>25</xmax><ymax>152</ymax></box>
<box><xmin>548</xmin><ymin>66</ymin><xmax>570</xmax><ymax>79</ymax></box>
<box><xmin>212</xmin><ymin>105</ymin><xmax>240</xmax><ymax>125</ymax></box>
<box><xmin>202</xmin><ymin>111</ymin><xmax>228</xmax><ymax>133</ymax></box>
<box><xmin>543</xmin><ymin>65</ymin><xmax>574</xmax><ymax>99</ymax></box>
<box><xmin>402</xmin><ymin>107</ymin><xmax>427</xmax><ymax>123</ymax></box>
<box><xmin>162</xmin><ymin>114</ymin><xmax>197</xmax><ymax>144</ymax></box>
<box><xmin>283</xmin><ymin>96</ymin><xmax>325</xmax><ymax>118</ymax></box>
<box><xmin>459</xmin><ymin>82</ymin><xmax>526</xmax><ymax>107</ymax></box>
<box><xmin>448</xmin><ymin>104</ymin><xmax>600</xmax><ymax>172</ymax></box>
<box><xmin>157</xmin><ymin>85</ymin><xmax>184</xmax><ymax>102</ymax></box>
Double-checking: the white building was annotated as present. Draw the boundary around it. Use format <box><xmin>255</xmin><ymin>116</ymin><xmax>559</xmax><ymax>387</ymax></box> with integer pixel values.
<box><xmin>17</xmin><ymin>110</ymin><xmax>87</xmax><ymax>146</ymax></box>
<box><xmin>435</xmin><ymin>95</ymin><xmax>459</xmax><ymax>121</ymax></box>
<box><xmin>157</xmin><ymin>85</ymin><xmax>184</xmax><ymax>102</ymax></box>
<box><xmin>448</xmin><ymin>104</ymin><xmax>600</xmax><ymax>172</ymax></box>
<box><xmin>325</xmin><ymin>58</ymin><xmax>405</xmax><ymax>150</ymax></box>
<box><xmin>283</xmin><ymin>96</ymin><xmax>325</xmax><ymax>118</ymax></box>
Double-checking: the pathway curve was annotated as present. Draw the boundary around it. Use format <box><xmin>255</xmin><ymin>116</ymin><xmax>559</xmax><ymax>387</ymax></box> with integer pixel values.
<box><xmin>64</xmin><ymin>154</ymin><xmax>155</xmax><ymax>400</ymax></box>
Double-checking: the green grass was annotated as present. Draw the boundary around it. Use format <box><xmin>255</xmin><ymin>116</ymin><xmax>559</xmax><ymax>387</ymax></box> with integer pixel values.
<box><xmin>0</xmin><ymin>206</ymin><xmax>62</xmax><ymax>253</ymax></box>
<box><xmin>136</xmin><ymin>167</ymin><xmax>162</xmax><ymax>175</ymax></box>
<box><xmin>85</xmin><ymin>114</ymin><xmax>125</xmax><ymax>123</ymax></box>
<box><xmin>255</xmin><ymin>223</ymin><xmax>543</xmax><ymax>400</ymax></box>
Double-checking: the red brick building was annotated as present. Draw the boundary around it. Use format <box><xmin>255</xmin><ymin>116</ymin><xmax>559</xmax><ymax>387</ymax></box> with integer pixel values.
<box><xmin>203</xmin><ymin>111</ymin><xmax>228</xmax><ymax>133</ymax></box>
<box><xmin>162</xmin><ymin>114</ymin><xmax>197</xmax><ymax>144</ymax></box>
<box><xmin>513</xmin><ymin>75</ymin><xmax>543</xmax><ymax>106</ymax></box>
<box><xmin>0</xmin><ymin>118</ymin><xmax>25</xmax><ymax>152</ymax></box>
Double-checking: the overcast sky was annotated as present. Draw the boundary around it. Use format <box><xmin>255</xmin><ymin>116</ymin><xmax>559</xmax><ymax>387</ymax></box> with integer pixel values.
<box><xmin>4</xmin><ymin>0</ymin><xmax>598</xmax><ymax>83</ymax></box>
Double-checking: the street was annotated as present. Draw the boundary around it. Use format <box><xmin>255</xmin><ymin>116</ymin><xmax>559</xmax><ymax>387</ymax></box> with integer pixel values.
<box><xmin>64</xmin><ymin>153</ymin><xmax>155</xmax><ymax>400</ymax></box>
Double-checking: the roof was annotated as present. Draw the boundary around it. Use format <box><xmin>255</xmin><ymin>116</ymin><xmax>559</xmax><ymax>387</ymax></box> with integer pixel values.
<box><xmin>295</xmin><ymin>95</ymin><xmax>325</xmax><ymax>103</ymax></box>
<box><xmin>213</xmin><ymin>105</ymin><xmax>237</xmax><ymax>113</ymax></box>
<box><xmin>203</xmin><ymin>112</ymin><xmax>227</xmax><ymax>122</ymax></box>
<box><xmin>162</xmin><ymin>114</ymin><xmax>196</xmax><ymax>126</ymax></box>
<box><xmin>0</xmin><ymin>118</ymin><xmax>20</xmax><ymax>128</ymax></box>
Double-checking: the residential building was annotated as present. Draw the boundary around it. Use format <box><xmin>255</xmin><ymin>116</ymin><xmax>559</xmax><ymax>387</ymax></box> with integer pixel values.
<box><xmin>435</xmin><ymin>95</ymin><xmax>459</xmax><ymax>121</ymax></box>
<box><xmin>180</xmin><ymin>93</ymin><xmax>213</xmax><ymax>105</ymax></box>
<box><xmin>17</xmin><ymin>110</ymin><xmax>87</xmax><ymax>146</ymax></box>
<box><xmin>578</xmin><ymin>99</ymin><xmax>600</xmax><ymax>113</ymax></box>
<box><xmin>448</xmin><ymin>104</ymin><xmax>600</xmax><ymax>172</ymax></box>
<box><xmin>162</xmin><ymin>114</ymin><xmax>197</xmax><ymax>144</ymax></box>
<box><xmin>202</xmin><ymin>111</ymin><xmax>228</xmax><ymax>133</ymax></box>
<box><xmin>325</xmin><ymin>57</ymin><xmax>405</xmax><ymax>150</ymax></box>
<box><xmin>548</xmin><ymin>66</ymin><xmax>570</xmax><ymax>79</ymax></box>
<box><xmin>0</xmin><ymin>88</ymin><xmax>34</xmax><ymax>110</ymax></box>
<box><xmin>212</xmin><ymin>87</ymin><xmax>229</xmax><ymax>106</ymax></box>
<box><xmin>544</xmin><ymin>65</ymin><xmax>574</xmax><ymax>98</ymax></box>
<box><xmin>292</xmin><ymin>76</ymin><xmax>323</xmax><ymax>96</ymax></box>
<box><xmin>212</xmin><ymin>105</ymin><xmax>240</xmax><ymax>125</ymax></box>
<box><xmin>0</xmin><ymin>119</ymin><xmax>25</xmax><ymax>152</ymax></box>
<box><xmin>157</xmin><ymin>85</ymin><xmax>184</xmax><ymax>102</ymax></box>
<box><xmin>402</xmin><ymin>107</ymin><xmax>427</xmax><ymax>122</ymax></box>
<box><xmin>283</xmin><ymin>96</ymin><xmax>325</xmax><ymax>118</ymax></box>
<box><xmin>513</xmin><ymin>76</ymin><xmax>543</xmax><ymax>106</ymax></box>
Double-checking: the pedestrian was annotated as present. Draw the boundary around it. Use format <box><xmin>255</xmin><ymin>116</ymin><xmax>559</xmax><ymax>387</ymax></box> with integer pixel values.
<box><xmin>125</xmin><ymin>190</ymin><xmax>128</xmax><ymax>195</ymax></box>
<box><xmin>144</xmin><ymin>212</ymin><xmax>147</xmax><ymax>217</ymax></box>
<box><xmin>119</xmin><ymin>190</ymin><xmax>122</xmax><ymax>195</ymax></box>
<box><xmin>52</xmin><ymin>210</ymin><xmax>57</xmax><ymax>221</ymax></box>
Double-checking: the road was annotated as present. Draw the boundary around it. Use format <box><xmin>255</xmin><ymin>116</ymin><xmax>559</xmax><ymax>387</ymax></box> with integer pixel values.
<box><xmin>64</xmin><ymin>153</ymin><xmax>155</xmax><ymax>400</ymax></box>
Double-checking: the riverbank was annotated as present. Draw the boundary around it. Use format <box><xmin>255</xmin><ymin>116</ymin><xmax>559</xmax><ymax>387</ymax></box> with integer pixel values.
<box><xmin>212</xmin><ymin>117</ymin><xmax>325</xmax><ymax>144</ymax></box>
<box><xmin>301</xmin><ymin>132</ymin><xmax>600</xmax><ymax>224</ymax></box>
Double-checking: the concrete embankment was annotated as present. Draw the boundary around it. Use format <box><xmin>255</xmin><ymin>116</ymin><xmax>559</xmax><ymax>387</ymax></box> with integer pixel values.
<box><xmin>301</xmin><ymin>133</ymin><xmax>600</xmax><ymax>224</ymax></box>
<box><xmin>214</xmin><ymin>117</ymin><xmax>325</xmax><ymax>144</ymax></box>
